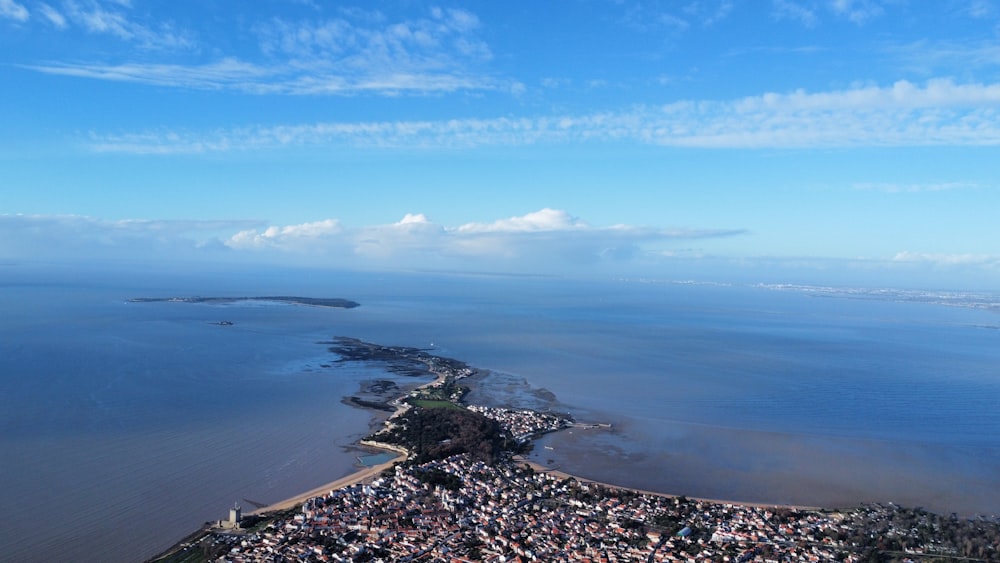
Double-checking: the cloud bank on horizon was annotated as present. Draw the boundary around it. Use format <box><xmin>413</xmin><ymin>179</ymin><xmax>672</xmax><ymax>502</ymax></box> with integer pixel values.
<box><xmin>2</xmin><ymin>1</ymin><xmax>999</xmax><ymax>286</ymax></box>
<box><xmin>4</xmin><ymin>210</ymin><xmax>995</xmax><ymax>287</ymax></box>
<box><xmin>0</xmin><ymin>209</ymin><xmax>747</xmax><ymax>273</ymax></box>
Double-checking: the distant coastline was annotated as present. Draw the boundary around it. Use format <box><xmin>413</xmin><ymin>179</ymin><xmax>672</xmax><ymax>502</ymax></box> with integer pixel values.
<box><xmin>127</xmin><ymin>296</ymin><xmax>361</xmax><ymax>309</ymax></box>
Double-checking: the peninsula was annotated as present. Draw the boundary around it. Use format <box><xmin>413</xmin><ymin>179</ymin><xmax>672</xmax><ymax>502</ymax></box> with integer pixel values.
<box><xmin>151</xmin><ymin>339</ymin><xmax>1000</xmax><ymax>563</ymax></box>
<box><xmin>127</xmin><ymin>296</ymin><xmax>361</xmax><ymax>308</ymax></box>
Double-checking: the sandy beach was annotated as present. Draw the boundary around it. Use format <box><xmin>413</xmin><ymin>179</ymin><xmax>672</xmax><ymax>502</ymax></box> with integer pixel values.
<box><xmin>253</xmin><ymin>452</ymin><xmax>407</xmax><ymax>514</ymax></box>
<box><xmin>514</xmin><ymin>456</ymin><xmax>821</xmax><ymax>512</ymax></box>
<box><xmin>252</xmin><ymin>348</ymin><xmax>458</xmax><ymax>516</ymax></box>
<box><xmin>253</xmin><ymin>446</ymin><xmax>817</xmax><ymax>522</ymax></box>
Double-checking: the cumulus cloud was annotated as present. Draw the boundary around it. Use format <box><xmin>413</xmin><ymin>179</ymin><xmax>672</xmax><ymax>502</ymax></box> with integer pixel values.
<box><xmin>396</xmin><ymin>213</ymin><xmax>431</xmax><ymax>226</ymax></box>
<box><xmin>222</xmin><ymin>209</ymin><xmax>745</xmax><ymax>270</ymax></box>
<box><xmin>227</xmin><ymin>219</ymin><xmax>343</xmax><ymax>252</ymax></box>
<box><xmin>7</xmin><ymin>213</ymin><xmax>998</xmax><ymax>282</ymax></box>
<box><xmin>455</xmin><ymin>209</ymin><xmax>587</xmax><ymax>233</ymax></box>
<box><xmin>87</xmin><ymin>78</ymin><xmax>1000</xmax><ymax>153</ymax></box>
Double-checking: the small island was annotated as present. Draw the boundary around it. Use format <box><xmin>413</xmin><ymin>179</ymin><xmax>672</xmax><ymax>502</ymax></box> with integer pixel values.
<box><xmin>127</xmin><ymin>296</ymin><xmax>361</xmax><ymax>309</ymax></box>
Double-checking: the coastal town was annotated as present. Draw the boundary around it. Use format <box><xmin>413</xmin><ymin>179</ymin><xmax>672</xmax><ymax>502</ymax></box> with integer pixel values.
<box><xmin>154</xmin><ymin>340</ymin><xmax>1000</xmax><ymax>563</ymax></box>
<box><xmin>194</xmin><ymin>452</ymin><xmax>999</xmax><ymax>562</ymax></box>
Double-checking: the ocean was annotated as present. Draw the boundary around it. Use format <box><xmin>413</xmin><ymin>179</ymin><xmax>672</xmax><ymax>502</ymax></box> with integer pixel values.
<box><xmin>1</xmin><ymin>264</ymin><xmax>998</xmax><ymax>561</ymax></box>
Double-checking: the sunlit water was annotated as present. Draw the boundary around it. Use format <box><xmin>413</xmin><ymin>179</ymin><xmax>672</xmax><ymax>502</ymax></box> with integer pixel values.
<box><xmin>1</xmin><ymin>265</ymin><xmax>998</xmax><ymax>561</ymax></box>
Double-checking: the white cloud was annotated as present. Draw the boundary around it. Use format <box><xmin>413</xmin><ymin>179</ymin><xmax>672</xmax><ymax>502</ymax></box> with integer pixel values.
<box><xmin>88</xmin><ymin>78</ymin><xmax>1000</xmax><ymax>153</ymax></box>
<box><xmin>25</xmin><ymin>53</ymin><xmax>508</xmax><ymax>96</ymax></box>
<box><xmin>773</xmin><ymin>0</ymin><xmax>893</xmax><ymax>26</ymax></box>
<box><xmin>0</xmin><ymin>214</ymin><xmax>261</xmax><ymax>261</ymax></box>
<box><xmin>963</xmin><ymin>0</ymin><xmax>994</xmax><ymax>18</ymax></box>
<box><xmin>396</xmin><ymin>213</ymin><xmax>431</xmax><ymax>226</ymax></box>
<box><xmin>254</xmin><ymin>8</ymin><xmax>490</xmax><ymax>64</ymax></box>
<box><xmin>28</xmin><ymin>7</ymin><xmax>509</xmax><ymax>97</ymax></box>
<box><xmin>657</xmin><ymin>13</ymin><xmax>690</xmax><ymax>31</ymax></box>
<box><xmin>688</xmin><ymin>0</ymin><xmax>735</xmax><ymax>27</ymax></box>
<box><xmin>228</xmin><ymin>219</ymin><xmax>343</xmax><ymax>251</ymax></box>
<box><xmin>627</xmin><ymin>0</ymin><xmax>734</xmax><ymax>32</ymax></box>
<box><xmin>31</xmin><ymin>58</ymin><xmax>279</xmax><ymax>93</ymax></box>
<box><xmin>7</xmin><ymin>213</ymin><xmax>998</xmax><ymax>282</ymax></box>
<box><xmin>1</xmin><ymin>0</ymin><xmax>191</xmax><ymax>47</ymax></box>
<box><xmin>829</xmin><ymin>0</ymin><xmax>886</xmax><ymax>24</ymax></box>
<box><xmin>38</xmin><ymin>3</ymin><xmax>66</xmax><ymax>27</ymax></box>
<box><xmin>0</xmin><ymin>0</ymin><xmax>28</xmax><ymax>21</ymax></box>
<box><xmin>62</xmin><ymin>0</ymin><xmax>194</xmax><ymax>50</ymax></box>
<box><xmin>455</xmin><ymin>209</ymin><xmax>586</xmax><ymax>233</ymax></box>
<box><xmin>223</xmin><ymin>209</ymin><xmax>745</xmax><ymax>269</ymax></box>
<box><xmin>893</xmin><ymin>251</ymin><xmax>1000</xmax><ymax>268</ymax></box>
<box><xmin>885</xmin><ymin>40</ymin><xmax>1000</xmax><ymax>76</ymax></box>
<box><xmin>771</xmin><ymin>0</ymin><xmax>819</xmax><ymax>27</ymax></box>
<box><xmin>852</xmin><ymin>181</ymin><xmax>979</xmax><ymax>193</ymax></box>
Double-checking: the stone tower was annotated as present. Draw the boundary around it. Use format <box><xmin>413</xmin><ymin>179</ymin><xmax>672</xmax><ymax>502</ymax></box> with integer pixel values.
<box><xmin>229</xmin><ymin>503</ymin><xmax>242</xmax><ymax>528</ymax></box>
<box><xmin>219</xmin><ymin>502</ymin><xmax>242</xmax><ymax>529</ymax></box>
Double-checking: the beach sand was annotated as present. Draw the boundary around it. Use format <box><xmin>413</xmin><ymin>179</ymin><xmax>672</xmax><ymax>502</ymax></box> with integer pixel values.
<box><xmin>253</xmin><ymin>452</ymin><xmax>406</xmax><ymax>514</ymax></box>
<box><xmin>514</xmin><ymin>456</ymin><xmax>820</xmax><ymax>511</ymax></box>
<box><xmin>256</xmin><ymin>447</ymin><xmax>816</xmax><ymax>521</ymax></box>
<box><xmin>253</xmin><ymin>357</ymin><xmax>452</xmax><ymax>516</ymax></box>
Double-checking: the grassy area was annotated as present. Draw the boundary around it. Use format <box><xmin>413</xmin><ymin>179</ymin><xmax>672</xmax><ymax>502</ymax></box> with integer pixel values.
<box><xmin>149</xmin><ymin>511</ymin><xmax>290</xmax><ymax>563</ymax></box>
<box><xmin>410</xmin><ymin>399</ymin><xmax>465</xmax><ymax>410</ymax></box>
<box><xmin>148</xmin><ymin>532</ymin><xmax>212</xmax><ymax>563</ymax></box>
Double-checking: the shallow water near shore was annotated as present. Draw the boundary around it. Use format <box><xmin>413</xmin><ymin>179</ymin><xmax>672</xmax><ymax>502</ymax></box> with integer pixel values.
<box><xmin>1</xmin><ymin>265</ymin><xmax>999</xmax><ymax>561</ymax></box>
<box><xmin>358</xmin><ymin>451</ymin><xmax>400</xmax><ymax>467</ymax></box>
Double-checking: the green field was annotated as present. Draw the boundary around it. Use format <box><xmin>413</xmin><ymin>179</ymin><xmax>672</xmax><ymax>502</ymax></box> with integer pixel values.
<box><xmin>410</xmin><ymin>399</ymin><xmax>465</xmax><ymax>410</ymax></box>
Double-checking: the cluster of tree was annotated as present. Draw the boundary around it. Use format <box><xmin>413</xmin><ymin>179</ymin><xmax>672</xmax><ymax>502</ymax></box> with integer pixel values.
<box><xmin>413</xmin><ymin>467</ymin><xmax>463</xmax><ymax>491</ymax></box>
<box><xmin>373</xmin><ymin>406</ymin><xmax>515</xmax><ymax>465</ymax></box>
<box><xmin>411</xmin><ymin>375</ymin><xmax>469</xmax><ymax>403</ymax></box>
<box><xmin>464</xmin><ymin>537</ymin><xmax>486</xmax><ymax>560</ymax></box>
<box><xmin>836</xmin><ymin>505</ymin><xmax>1000</xmax><ymax>561</ymax></box>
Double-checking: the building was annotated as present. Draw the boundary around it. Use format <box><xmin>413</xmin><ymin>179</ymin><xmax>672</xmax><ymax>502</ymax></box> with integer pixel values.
<box><xmin>219</xmin><ymin>503</ymin><xmax>242</xmax><ymax>530</ymax></box>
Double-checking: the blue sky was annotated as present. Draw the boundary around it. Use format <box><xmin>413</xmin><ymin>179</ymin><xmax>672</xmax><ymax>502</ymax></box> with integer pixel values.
<box><xmin>2</xmin><ymin>1</ymin><xmax>999</xmax><ymax>287</ymax></box>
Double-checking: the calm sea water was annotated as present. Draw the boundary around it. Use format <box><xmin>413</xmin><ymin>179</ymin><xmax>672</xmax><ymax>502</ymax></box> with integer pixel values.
<box><xmin>1</xmin><ymin>265</ymin><xmax>998</xmax><ymax>561</ymax></box>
